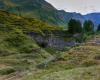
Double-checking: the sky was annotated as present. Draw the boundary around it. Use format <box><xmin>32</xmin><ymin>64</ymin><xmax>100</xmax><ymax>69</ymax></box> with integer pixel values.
<box><xmin>46</xmin><ymin>0</ymin><xmax>100</xmax><ymax>14</ymax></box>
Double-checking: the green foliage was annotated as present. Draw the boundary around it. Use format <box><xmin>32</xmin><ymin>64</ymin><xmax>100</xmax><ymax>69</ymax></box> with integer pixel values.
<box><xmin>83</xmin><ymin>20</ymin><xmax>94</xmax><ymax>33</ymax></box>
<box><xmin>5</xmin><ymin>31</ymin><xmax>26</xmax><ymax>47</ymax></box>
<box><xmin>2</xmin><ymin>30</ymin><xmax>39</xmax><ymax>54</ymax></box>
<box><xmin>76</xmin><ymin>33</ymin><xmax>89</xmax><ymax>42</ymax></box>
<box><xmin>68</xmin><ymin>19</ymin><xmax>82</xmax><ymax>34</ymax></box>
<box><xmin>0</xmin><ymin>11</ymin><xmax>52</xmax><ymax>76</ymax></box>
<box><xmin>0</xmin><ymin>10</ymin><xmax>59</xmax><ymax>34</ymax></box>
<box><xmin>0</xmin><ymin>68</ymin><xmax>15</xmax><ymax>75</ymax></box>
<box><xmin>0</xmin><ymin>0</ymin><xmax>67</xmax><ymax>27</ymax></box>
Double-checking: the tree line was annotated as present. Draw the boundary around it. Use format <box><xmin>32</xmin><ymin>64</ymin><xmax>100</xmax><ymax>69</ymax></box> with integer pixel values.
<box><xmin>68</xmin><ymin>19</ymin><xmax>100</xmax><ymax>34</ymax></box>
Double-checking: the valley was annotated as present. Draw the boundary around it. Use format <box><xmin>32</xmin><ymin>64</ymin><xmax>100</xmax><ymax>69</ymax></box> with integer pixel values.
<box><xmin>0</xmin><ymin>0</ymin><xmax>100</xmax><ymax>80</ymax></box>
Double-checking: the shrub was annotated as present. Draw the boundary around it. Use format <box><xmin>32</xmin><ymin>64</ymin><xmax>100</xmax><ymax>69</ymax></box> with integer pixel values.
<box><xmin>5</xmin><ymin>32</ymin><xmax>26</xmax><ymax>47</ymax></box>
<box><xmin>83</xmin><ymin>20</ymin><xmax>94</xmax><ymax>33</ymax></box>
<box><xmin>79</xmin><ymin>33</ymin><xmax>88</xmax><ymax>42</ymax></box>
<box><xmin>82</xmin><ymin>60</ymin><xmax>98</xmax><ymax>67</ymax></box>
<box><xmin>0</xmin><ymin>68</ymin><xmax>15</xmax><ymax>75</ymax></box>
<box><xmin>68</xmin><ymin>19</ymin><xmax>82</xmax><ymax>34</ymax></box>
<box><xmin>19</xmin><ymin>45</ymin><xmax>33</xmax><ymax>53</ymax></box>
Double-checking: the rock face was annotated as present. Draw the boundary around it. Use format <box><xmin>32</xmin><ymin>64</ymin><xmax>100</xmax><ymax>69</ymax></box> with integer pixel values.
<box><xmin>47</xmin><ymin>36</ymin><xmax>76</xmax><ymax>50</ymax></box>
<box><xmin>28</xmin><ymin>32</ymin><xmax>76</xmax><ymax>50</ymax></box>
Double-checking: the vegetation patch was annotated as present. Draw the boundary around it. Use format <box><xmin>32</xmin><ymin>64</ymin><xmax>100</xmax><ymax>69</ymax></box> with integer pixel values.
<box><xmin>0</xmin><ymin>67</ymin><xmax>15</xmax><ymax>75</ymax></box>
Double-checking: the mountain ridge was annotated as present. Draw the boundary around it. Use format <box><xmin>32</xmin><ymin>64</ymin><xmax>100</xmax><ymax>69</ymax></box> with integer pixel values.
<box><xmin>0</xmin><ymin>0</ymin><xmax>68</xmax><ymax>27</ymax></box>
<box><xmin>0</xmin><ymin>0</ymin><xmax>100</xmax><ymax>28</ymax></box>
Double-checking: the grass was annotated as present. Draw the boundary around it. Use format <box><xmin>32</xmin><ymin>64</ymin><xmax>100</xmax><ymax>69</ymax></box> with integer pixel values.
<box><xmin>0</xmin><ymin>67</ymin><xmax>15</xmax><ymax>75</ymax></box>
<box><xmin>0</xmin><ymin>10</ymin><xmax>100</xmax><ymax>80</ymax></box>
<box><xmin>39</xmin><ymin>65</ymin><xmax>100</xmax><ymax>80</ymax></box>
<box><xmin>0</xmin><ymin>10</ymin><xmax>55</xmax><ymax>78</ymax></box>
<box><xmin>22</xmin><ymin>34</ymin><xmax>100</xmax><ymax>80</ymax></box>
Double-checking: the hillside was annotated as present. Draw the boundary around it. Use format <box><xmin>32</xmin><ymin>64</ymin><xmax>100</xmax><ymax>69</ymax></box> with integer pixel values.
<box><xmin>0</xmin><ymin>0</ymin><xmax>100</xmax><ymax>28</ymax></box>
<box><xmin>22</xmin><ymin>34</ymin><xmax>100</xmax><ymax>80</ymax></box>
<box><xmin>0</xmin><ymin>1</ymin><xmax>100</xmax><ymax>80</ymax></box>
<box><xmin>0</xmin><ymin>10</ymin><xmax>55</xmax><ymax>80</ymax></box>
<box><xmin>0</xmin><ymin>10</ymin><xmax>59</xmax><ymax>32</ymax></box>
<box><xmin>0</xmin><ymin>0</ymin><xmax>70</xmax><ymax>27</ymax></box>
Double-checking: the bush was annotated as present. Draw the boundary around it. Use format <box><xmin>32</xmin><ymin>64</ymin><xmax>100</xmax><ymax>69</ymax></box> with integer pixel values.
<box><xmin>83</xmin><ymin>20</ymin><xmax>94</xmax><ymax>33</ymax></box>
<box><xmin>19</xmin><ymin>45</ymin><xmax>34</xmax><ymax>53</ymax></box>
<box><xmin>0</xmin><ymin>68</ymin><xmax>15</xmax><ymax>75</ymax></box>
<box><xmin>82</xmin><ymin>60</ymin><xmax>98</xmax><ymax>67</ymax></box>
<box><xmin>80</xmin><ymin>33</ymin><xmax>88</xmax><ymax>42</ymax></box>
<box><xmin>5</xmin><ymin>32</ymin><xmax>26</xmax><ymax>47</ymax></box>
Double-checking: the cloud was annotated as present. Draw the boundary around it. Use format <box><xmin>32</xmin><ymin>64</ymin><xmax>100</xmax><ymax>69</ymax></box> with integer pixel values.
<box><xmin>46</xmin><ymin>0</ymin><xmax>100</xmax><ymax>14</ymax></box>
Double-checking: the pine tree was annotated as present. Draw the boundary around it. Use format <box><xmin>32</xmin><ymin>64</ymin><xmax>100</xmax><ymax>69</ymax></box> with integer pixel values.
<box><xmin>68</xmin><ymin>19</ymin><xmax>82</xmax><ymax>34</ymax></box>
<box><xmin>83</xmin><ymin>20</ymin><xmax>94</xmax><ymax>32</ymax></box>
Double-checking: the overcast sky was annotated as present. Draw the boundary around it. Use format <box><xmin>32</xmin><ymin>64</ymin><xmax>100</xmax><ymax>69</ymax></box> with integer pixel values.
<box><xmin>46</xmin><ymin>0</ymin><xmax>100</xmax><ymax>14</ymax></box>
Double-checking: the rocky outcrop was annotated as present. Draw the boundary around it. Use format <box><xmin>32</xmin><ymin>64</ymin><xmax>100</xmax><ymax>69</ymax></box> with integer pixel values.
<box><xmin>28</xmin><ymin>32</ymin><xmax>76</xmax><ymax>50</ymax></box>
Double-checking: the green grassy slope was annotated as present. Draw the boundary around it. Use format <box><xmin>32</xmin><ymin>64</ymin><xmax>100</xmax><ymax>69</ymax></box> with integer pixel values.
<box><xmin>0</xmin><ymin>10</ymin><xmax>53</xmax><ymax>78</ymax></box>
<box><xmin>39</xmin><ymin>65</ymin><xmax>100</xmax><ymax>80</ymax></box>
<box><xmin>0</xmin><ymin>10</ymin><xmax>60</xmax><ymax>33</ymax></box>
<box><xmin>22</xmin><ymin>35</ymin><xmax>100</xmax><ymax>80</ymax></box>
<box><xmin>0</xmin><ymin>0</ymin><xmax>68</xmax><ymax>27</ymax></box>
<box><xmin>0</xmin><ymin>10</ymin><xmax>100</xmax><ymax>80</ymax></box>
